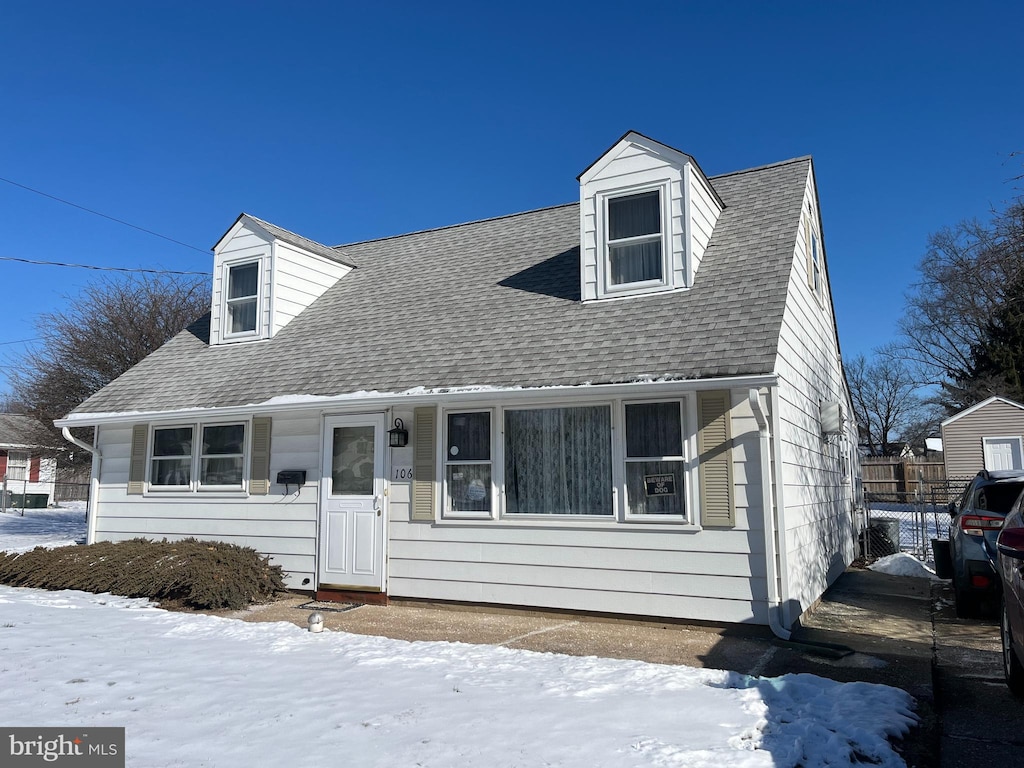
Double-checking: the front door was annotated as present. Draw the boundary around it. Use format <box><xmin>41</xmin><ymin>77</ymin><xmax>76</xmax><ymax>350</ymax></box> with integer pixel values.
<box><xmin>319</xmin><ymin>414</ymin><xmax>386</xmax><ymax>590</ymax></box>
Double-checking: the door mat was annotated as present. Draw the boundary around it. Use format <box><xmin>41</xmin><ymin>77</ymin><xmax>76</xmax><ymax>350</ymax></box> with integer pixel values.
<box><xmin>297</xmin><ymin>600</ymin><xmax>362</xmax><ymax>614</ymax></box>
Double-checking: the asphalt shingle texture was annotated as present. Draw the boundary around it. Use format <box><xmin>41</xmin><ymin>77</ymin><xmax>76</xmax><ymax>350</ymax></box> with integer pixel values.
<box><xmin>70</xmin><ymin>157</ymin><xmax>809</xmax><ymax>416</ymax></box>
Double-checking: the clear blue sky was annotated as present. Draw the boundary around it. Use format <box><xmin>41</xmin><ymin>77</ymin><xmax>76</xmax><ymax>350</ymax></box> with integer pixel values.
<box><xmin>1</xmin><ymin>1</ymin><xmax>1021</xmax><ymax>397</ymax></box>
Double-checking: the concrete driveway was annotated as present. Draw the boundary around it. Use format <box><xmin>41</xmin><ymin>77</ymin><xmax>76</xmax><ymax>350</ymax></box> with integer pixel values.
<box><xmin>224</xmin><ymin>568</ymin><xmax>1021</xmax><ymax>768</ymax></box>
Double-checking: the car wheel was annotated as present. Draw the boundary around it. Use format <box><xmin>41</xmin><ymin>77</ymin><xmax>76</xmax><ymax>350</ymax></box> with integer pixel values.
<box><xmin>1001</xmin><ymin>600</ymin><xmax>1024</xmax><ymax>698</ymax></box>
<box><xmin>955</xmin><ymin>583</ymin><xmax>979</xmax><ymax>619</ymax></box>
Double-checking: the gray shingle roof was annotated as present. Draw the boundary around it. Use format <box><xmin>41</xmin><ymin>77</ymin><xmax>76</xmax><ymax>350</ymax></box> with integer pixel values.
<box><xmin>236</xmin><ymin>214</ymin><xmax>357</xmax><ymax>268</ymax></box>
<box><xmin>0</xmin><ymin>414</ymin><xmax>45</xmax><ymax>447</ymax></box>
<box><xmin>70</xmin><ymin>157</ymin><xmax>810</xmax><ymax>416</ymax></box>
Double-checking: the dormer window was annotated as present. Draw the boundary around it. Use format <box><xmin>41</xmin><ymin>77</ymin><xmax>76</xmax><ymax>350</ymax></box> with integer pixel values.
<box><xmin>578</xmin><ymin>132</ymin><xmax>725</xmax><ymax>303</ymax></box>
<box><xmin>226</xmin><ymin>261</ymin><xmax>259</xmax><ymax>336</ymax></box>
<box><xmin>607</xmin><ymin>190</ymin><xmax>664</xmax><ymax>287</ymax></box>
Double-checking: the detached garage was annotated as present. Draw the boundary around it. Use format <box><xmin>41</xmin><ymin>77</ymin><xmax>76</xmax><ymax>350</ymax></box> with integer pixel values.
<box><xmin>942</xmin><ymin>396</ymin><xmax>1024</xmax><ymax>478</ymax></box>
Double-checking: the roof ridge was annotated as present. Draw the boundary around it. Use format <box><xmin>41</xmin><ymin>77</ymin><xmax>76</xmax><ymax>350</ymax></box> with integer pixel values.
<box><xmin>331</xmin><ymin>201</ymin><xmax>578</xmax><ymax>250</ymax></box>
<box><xmin>710</xmin><ymin>155</ymin><xmax>812</xmax><ymax>180</ymax></box>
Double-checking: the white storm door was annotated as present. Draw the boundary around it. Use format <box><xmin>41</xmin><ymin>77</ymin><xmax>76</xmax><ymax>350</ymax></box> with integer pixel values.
<box><xmin>319</xmin><ymin>414</ymin><xmax>386</xmax><ymax>590</ymax></box>
<box><xmin>984</xmin><ymin>437</ymin><xmax>1024</xmax><ymax>472</ymax></box>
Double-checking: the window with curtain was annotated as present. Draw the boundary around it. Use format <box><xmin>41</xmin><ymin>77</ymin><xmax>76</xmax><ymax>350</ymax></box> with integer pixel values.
<box><xmin>445</xmin><ymin>411</ymin><xmax>492</xmax><ymax>515</ymax></box>
<box><xmin>5</xmin><ymin>450</ymin><xmax>29</xmax><ymax>481</ymax></box>
<box><xmin>607</xmin><ymin>190</ymin><xmax>663</xmax><ymax>286</ymax></box>
<box><xmin>226</xmin><ymin>262</ymin><xmax>259</xmax><ymax>334</ymax></box>
<box><xmin>624</xmin><ymin>402</ymin><xmax>685</xmax><ymax>517</ymax></box>
<box><xmin>504</xmin><ymin>406</ymin><xmax>612</xmax><ymax>516</ymax></box>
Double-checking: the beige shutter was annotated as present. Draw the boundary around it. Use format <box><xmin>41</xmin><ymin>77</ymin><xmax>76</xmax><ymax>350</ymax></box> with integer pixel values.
<box><xmin>411</xmin><ymin>407</ymin><xmax>437</xmax><ymax>521</ymax></box>
<box><xmin>697</xmin><ymin>391</ymin><xmax>735</xmax><ymax>527</ymax></box>
<box><xmin>249</xmin><ymin>417</ymin><xmax>272</xmax><ymax>495</ymax></box>
<box><xmin>127</xmin><ymin>424</ymin><xmax>148</xmax><ymax>495</ymax></box>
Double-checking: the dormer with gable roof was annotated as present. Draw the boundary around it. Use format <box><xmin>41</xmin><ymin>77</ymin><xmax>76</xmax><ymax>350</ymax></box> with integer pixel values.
<box><xmin>210</xmin><ymin>214</ymin><xmax>355</xmax><ymax>346</ymax></box>
<box><xmin>578</xmin><ymin>131</ymin><xmax>724</xmax><ymax>301</ymax></box>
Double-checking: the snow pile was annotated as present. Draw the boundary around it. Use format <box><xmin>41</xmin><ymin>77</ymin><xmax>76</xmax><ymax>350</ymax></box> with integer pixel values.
<box><xmin>0</xmin><ymin>586</ymin><xmax>916</xmax><ymax>768</ymax></box>
<box><xmin>868</xmin><ymin>552</ymin><xmax>939</xmax><ymax>579</ymax></box>
<box><xmin>0</xmin><ymin>504</ymin><xmax>86</xmax><ymax>553</ymax></box>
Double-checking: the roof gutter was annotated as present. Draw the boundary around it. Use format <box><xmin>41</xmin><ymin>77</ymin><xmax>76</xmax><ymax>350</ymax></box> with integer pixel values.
<box><xmin>61</xmin><ymin>427</ymin><xmax>101</xmax><ymax>458</ymax></box>
<box><xmin>56</xmin><ymin>374</ymin><xmax>780</xmax><ymax>428</ymax></box>
<box><xmin>748</xmin><ymin>387</ymin><xmax>791</xmax><ymax>641</ymax></box>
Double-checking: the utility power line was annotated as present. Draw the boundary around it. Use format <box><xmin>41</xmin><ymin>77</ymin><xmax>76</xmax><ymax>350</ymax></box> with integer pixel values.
<box><xmin>0</xmin><ymin>175</ymin><xmax>208</xmax><ymax>254</ymax></box>
<box><xmin>0</xmin><ymin>255</ymin><xmax>207</xmax><ymax>276</ymax></box>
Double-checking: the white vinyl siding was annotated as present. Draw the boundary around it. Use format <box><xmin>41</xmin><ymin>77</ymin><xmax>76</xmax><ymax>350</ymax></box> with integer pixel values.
<box><xmin>271</xmin><ymin>241</ymin><xmax>351</xmax><ymax>335</ymax></box>
<box><xmin>688</xmin><ymin>165</ymin><xmax>723</xmax><ymax>275</ymax></box>
<box><xmin>773</xmin><ymin>164</ymin><xmax>858</xmax><ymax>621</ymax></box>
<box><xmin>387</xmin><ymin>394</ymin><xmax>766</xmax><ymax>625</ymax></box>
<box><xmin>92</xmin><ymin>413</ymin><xmax>322</xmax><ymax>589</ymax></box>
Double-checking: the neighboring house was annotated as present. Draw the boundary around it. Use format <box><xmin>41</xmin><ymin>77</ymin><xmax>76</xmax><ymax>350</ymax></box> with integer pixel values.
<box><xmin>0</xmin><ymin>414</ymin><xmax>57</xmax><ymax>509</ymax></box>
<box><xmin>56</xmin><ymin>132</ymin><xmax>860</xmax><ymax>636</ymax></box>
<box><xmin>942</xmin><ymin>396</ymin><xmax>1024</xmax><ymax>478</ymax></box>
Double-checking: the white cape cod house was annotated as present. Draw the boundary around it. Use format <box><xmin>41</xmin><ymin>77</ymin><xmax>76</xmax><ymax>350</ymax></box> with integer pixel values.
<box><xmin>58</xmin><ymin>132</ymin><xmax>860</xmax><ymax>636</ymax></box>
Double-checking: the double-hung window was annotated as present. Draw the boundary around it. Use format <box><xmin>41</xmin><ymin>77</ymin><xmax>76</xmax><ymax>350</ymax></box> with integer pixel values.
<box><xmin>150</xmin><ymin>423</ymin><xmax>246</xmax><ymax>491</ymax></box>
<box><xmin>444</xmin><ymin>411</ymin><xmax>492</xmax><ymax>517</ymax></box>
<box><xmin>200</xmin><ymin>424</ymin><xmax>245</xmax><ymax>488</ymax></box>
<box><xmin>624</xmin><ymin>401</ymin><xmax>686</xmax><ymax>518</ymax></box>
<box><xmin>606</xmin><ymin>189</ymin><xmax>664</xmax><ymax>289</ymax></box>
<box><xmin>226</xmin><ymin>262</ymin><xmax>259</xmax><ymax>336</ymax></box>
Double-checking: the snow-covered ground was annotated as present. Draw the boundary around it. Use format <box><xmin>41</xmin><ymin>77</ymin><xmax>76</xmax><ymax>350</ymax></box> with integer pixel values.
<box><xmin>0</xmin><ymin>507</ymin><xmax>919</xmax><ymax>767</ymax></box>
<box><xmin>0</xmin><ymin>502</ymin><xmax>86</xmax><ymax>553</ymax></box>
<box><xmin>868</xmin><ymin>552</ymin><xmax>940</xmax><ymax>580</ymax></box>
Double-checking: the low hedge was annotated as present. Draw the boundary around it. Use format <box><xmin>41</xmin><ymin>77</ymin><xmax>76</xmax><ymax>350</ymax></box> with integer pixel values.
<box><xmin>0</xmin><ymin>538</ymin><xmax>286</xmax><ymax>610</ymax></box>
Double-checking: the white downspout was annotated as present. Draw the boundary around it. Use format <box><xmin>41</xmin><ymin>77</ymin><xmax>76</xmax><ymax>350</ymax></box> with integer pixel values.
<box><xmin>61</xmin><ymin>427</ymin><xmax>102</xmax><ymax>545</ymax></box>
<box><xmin>748</xmin><ymin>389</ymin><xmax>791</xmax><ymax>640</ymax></box>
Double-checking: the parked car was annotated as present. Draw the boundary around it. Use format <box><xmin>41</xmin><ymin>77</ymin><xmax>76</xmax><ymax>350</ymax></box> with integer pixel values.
<box><xmin>948</xmin><ymin>469</ymin><xmax>1024</xmax><ymax>617</ymax></box>
<box><xmin>996</xmin><ymin>497</ymin><xmax>1024</xmax><ymax>696</ymax></box>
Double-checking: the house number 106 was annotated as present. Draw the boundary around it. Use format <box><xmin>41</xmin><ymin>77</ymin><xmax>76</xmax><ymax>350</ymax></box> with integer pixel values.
<box><xmin>392</xmin><ymin>467</ymin><xmax>414</xmax><ymax>481</ymax></box>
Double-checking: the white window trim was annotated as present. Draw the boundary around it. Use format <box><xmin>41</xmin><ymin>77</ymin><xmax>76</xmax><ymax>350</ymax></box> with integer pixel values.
<box><xmin>221</xmin><ymin>257</ymin><xmax>264</xmax><ymax>342</ymax></box>
<box><xmin>427</xmin><ymin>396</ymin><xmax>704</xmax><ymax>528</ymax></box>
<box><xmin>806</xmin><ymin>203</ymin><xmax>823</xmax><ymax>305</ymax></box>
<box><xmin>598</xmin><ymin>182</ymin><xmax>671</xmax><ymax>299</ymax></box>
<box><xmin>146</xmin><ymin>420</ymin><xmax>250</xmax><ymax>495</ymax></box>
<box><xmin>983</xmin><ymin>435</ymin><xmax>1024</xmax><ymax>471</ymax></box>
<box><xmin>621</xmin><ymin>398</ymin><xmax>692</xmax><ymax>523</ymax></box>
<box><xmin>442</xmin><ymin>409</ymin><xmax>496</xmax><ymax>520</ymax></box>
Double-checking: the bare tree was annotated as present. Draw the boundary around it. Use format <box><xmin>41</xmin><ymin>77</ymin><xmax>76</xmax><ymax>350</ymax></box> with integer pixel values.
<box><xmin>848</xmin><ymin>349</ymin><xmax>927</xmax><ymax>456</ymax></box>
<box><xmin>7</xmin><ymin>274</ymin><xmax>209</xmax><ymax>468</ymax></box>
<box><xmin>897</xmin><ymin>199</ymin><xmax>1024</xmax><ymax>412</ymax></box>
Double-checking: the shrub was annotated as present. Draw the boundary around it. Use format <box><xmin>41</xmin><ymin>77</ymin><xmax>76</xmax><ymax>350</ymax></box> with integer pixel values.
<box><xmin>0</xmin><ymin>538</ymin><xmax>286</xmax><ymax>610</ymax></box>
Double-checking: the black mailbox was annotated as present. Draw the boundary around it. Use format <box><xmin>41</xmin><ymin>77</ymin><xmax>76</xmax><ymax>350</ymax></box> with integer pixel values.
<box><xmin>276</xmin><ymin>470</ymin><xmax>307</xmax><ymax>486</ymax></box>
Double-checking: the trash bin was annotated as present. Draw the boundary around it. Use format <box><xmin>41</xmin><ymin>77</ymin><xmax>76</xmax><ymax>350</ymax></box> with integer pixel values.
<box><xmin>931</xmin><ymin>538</ymin><xmax>953</xmax><ymax>579</ymax></box>
<box><xmin>862</xmin><ymin>517</ymin><xmax>901</xmax><ymax>557</ymax></box>
<box><xmin>8</xmin><ymin>493</ymin><xmax>49</xmax><ymax>509</ymax></box>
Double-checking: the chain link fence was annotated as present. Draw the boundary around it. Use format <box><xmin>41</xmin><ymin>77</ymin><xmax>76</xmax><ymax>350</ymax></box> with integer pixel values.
<box><xmin>860</xmin><ymin>475</ymin><xmax>974</xmax><ymax>562</ymax></box>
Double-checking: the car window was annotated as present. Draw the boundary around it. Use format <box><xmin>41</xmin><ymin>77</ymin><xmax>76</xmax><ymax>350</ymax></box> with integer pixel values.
<box><xmin>973</xmin><ymin>483</ymin><xmax>1024</xmax><ymax>514</ymax></box>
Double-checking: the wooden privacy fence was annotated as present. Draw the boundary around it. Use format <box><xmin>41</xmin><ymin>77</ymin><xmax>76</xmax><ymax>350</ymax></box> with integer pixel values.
<box><xmin>861</xmin><ymin>458</ymin><xmax>946</xmax><ymax>498</ymax></box>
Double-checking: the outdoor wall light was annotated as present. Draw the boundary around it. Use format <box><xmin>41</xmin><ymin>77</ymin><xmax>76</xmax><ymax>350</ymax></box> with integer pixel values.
<box><xmin>388</xmin><ymin>418</ymin><xmax>409</xmax><ymax>448</ymax></box>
